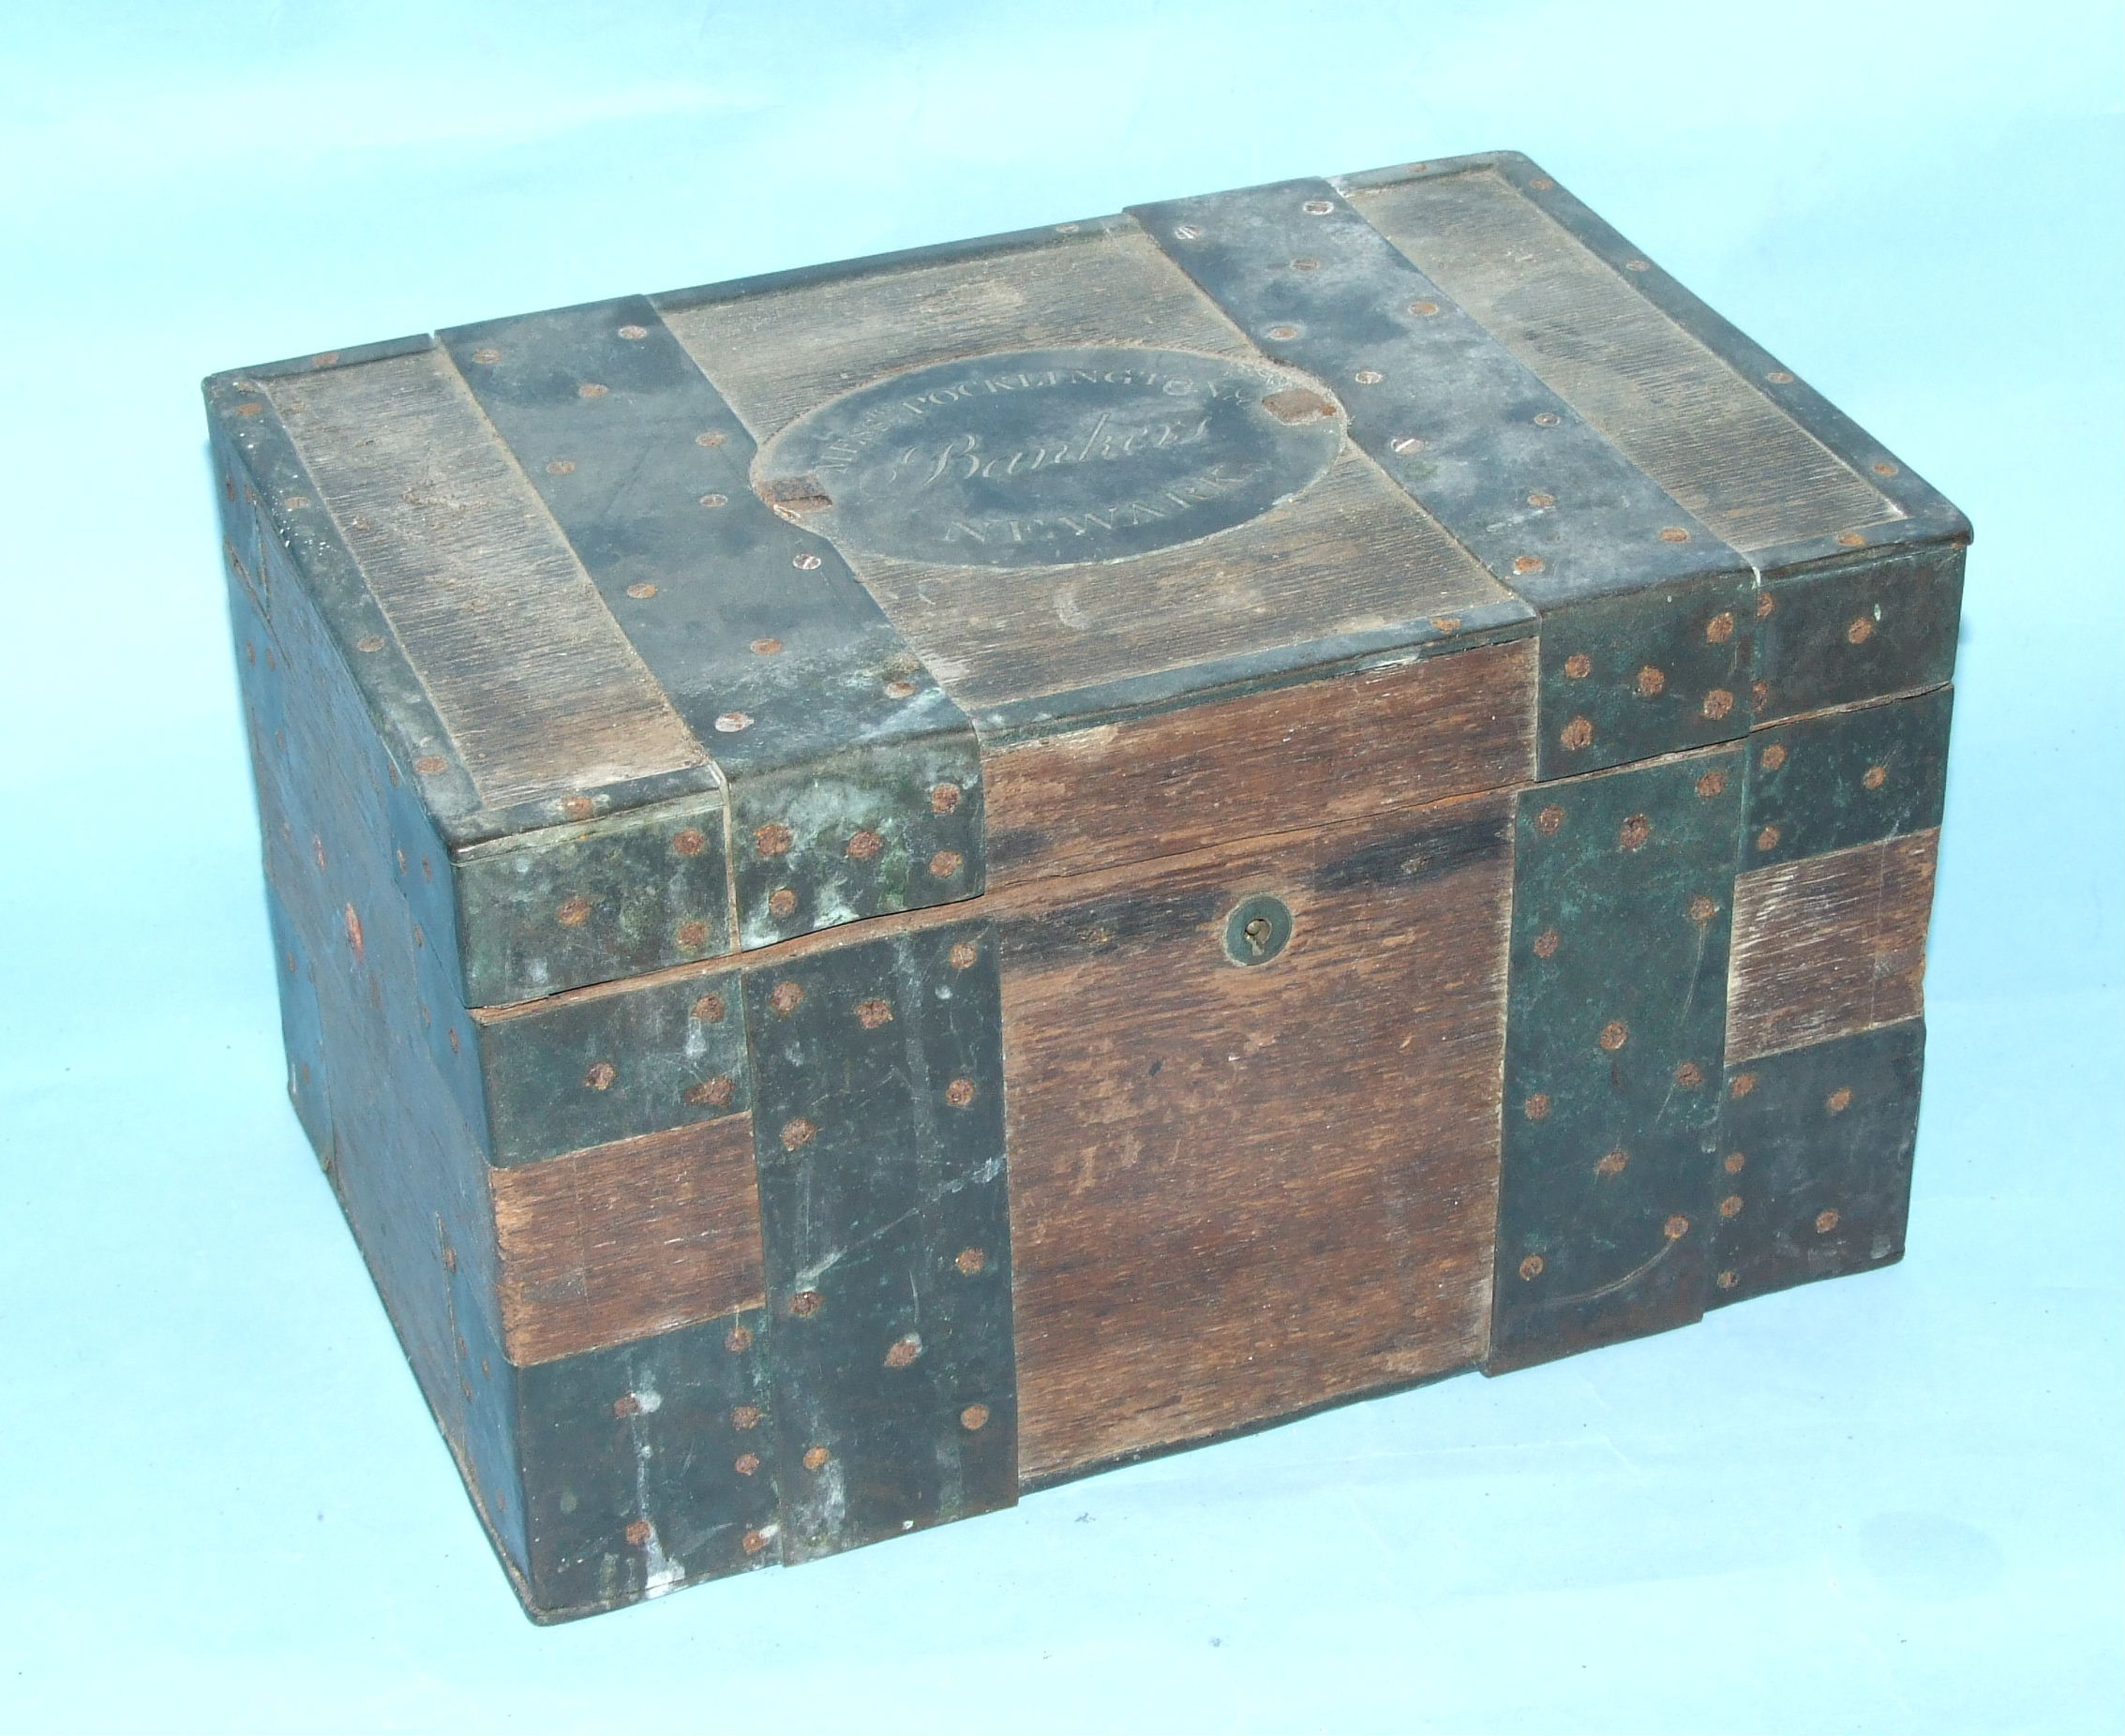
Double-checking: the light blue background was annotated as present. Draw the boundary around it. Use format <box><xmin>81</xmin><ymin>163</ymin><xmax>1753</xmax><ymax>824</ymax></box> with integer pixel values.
<box><xmin>3</xmin><ymin>4</ymin><xmax>2118</xmax><ymax>1731</ymax></box>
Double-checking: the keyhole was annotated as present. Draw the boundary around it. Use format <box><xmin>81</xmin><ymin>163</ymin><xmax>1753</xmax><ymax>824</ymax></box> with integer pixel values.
<box><xmin>1221</xmin><ymin>894</ymin><xmax>1293</xmax><ymax>966</ymax></box>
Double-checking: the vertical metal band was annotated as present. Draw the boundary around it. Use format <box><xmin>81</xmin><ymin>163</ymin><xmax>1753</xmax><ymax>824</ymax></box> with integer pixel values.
<box><xmin>440</xmin><ymin>298</ymin><xmax>983</xmax><ymax>954</ymax></box>
<box><xmin>1489</xmin><ymin>746</ymin><xmax>1744</xmax><ymax>1371</ymax></box>
<box><xmin>1132</xmin><ymin>178</ymin><xmax>1758</xmax><ymax>778</ymax></box>
<box><xmin>741</xmin><ymin>919</ymin><xmax>1016</xmax><ymax>1561</ymax></box>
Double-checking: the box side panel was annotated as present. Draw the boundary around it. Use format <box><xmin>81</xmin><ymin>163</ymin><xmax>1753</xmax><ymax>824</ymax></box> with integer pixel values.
<box><xmin>982</xmin><ymin>637</ymin><xmax>1537</xmax><ymax>888</ymax></box>
<box><xmin>999</xmin><ymin>791</ymin><xmax>1513</xmax><ymax>1480</ymax></box>
<box><xmin>216</xmin><ymin>430</ymin><xmax>530</xmax><ymax>1579</ymax></box>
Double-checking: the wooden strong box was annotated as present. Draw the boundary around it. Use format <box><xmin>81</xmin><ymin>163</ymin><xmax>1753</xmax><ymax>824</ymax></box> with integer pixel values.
<box><xmin>206</xmin><ymin>153</ymin><xmax>1962</xmax><ymax>1622</ymax></box>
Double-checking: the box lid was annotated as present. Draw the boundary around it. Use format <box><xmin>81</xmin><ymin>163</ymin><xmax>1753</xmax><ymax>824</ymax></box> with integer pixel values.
<box><xmin>207</xmin><ymin>150</ymin><xmax>1964</xmax><ymax>1001</ymax></box>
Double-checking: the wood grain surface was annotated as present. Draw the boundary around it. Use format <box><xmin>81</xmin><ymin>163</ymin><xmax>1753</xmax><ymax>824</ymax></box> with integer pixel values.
<box><xmin>1353</xmin><ymin>169</ymin><xmax>1894</xmax><ymax>556</ymax></box>
<box><xmin>264</xmin><ymin>349</ymin><xmax>705</xmax><ymax>809</ymax></box>
<box><xmin>985</xmin><ymin>637</ymin><xmax>1537</xmax><ymax>886</ymax></box>
<box><xmin>490</xmin><ymin>1117</ymin><xmax>767</xmax><ymax>1367</ymax></box>
<box><xmin>996</xmin><ymin>791</ymin><xmax>1514</xmax><ymax>1480</ymax></box>
<box><xmin>1727</xmin><ymin>830</ymin><xmax>1938</xmax><ymax>1061</ymax></box>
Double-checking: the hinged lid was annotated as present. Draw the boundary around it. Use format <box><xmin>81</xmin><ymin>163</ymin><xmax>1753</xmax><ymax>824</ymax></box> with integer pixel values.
<box><xmin>207</xmin><ymin>150</ymin><xmax>1964</xmax><ymax>1007</ymax></box>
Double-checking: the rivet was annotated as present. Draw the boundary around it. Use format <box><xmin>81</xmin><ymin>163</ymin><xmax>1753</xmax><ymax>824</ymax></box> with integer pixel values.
<box><xmin>1619</xmin><ymin>814</ymin><xmax>1651</xmax><ymax>850</ymax></box>
<box><xmin>1535</xmin><ymin>804</ymin><xmax>1565</xmax><ymax>834</ymax></box>
<box><xmin>1564</xmin><ymin>651</ymin><xmax>1592</xmax><ymax>679</ymax></box>
<box><xmin>355</xmin><ymin>634</ymin><xmax>385</xmax><ymax>653</ymax></box>
<box><xmin>546</xmin><ymin>458</ymin><xmax>576</xmax><ymax>475</ymax></box>
<box><xmin>414</xmin><ymin>755</ymin><xmax>448</xmax><ymax>774</ymax></box>
<box><xmin>781</xmin><ymin>1116</ymin><xmax>816</xmax><ymax>1150</ymax></box>
<box><xmin>1354</xmin><ymin>368</ymin><xmax>1384</xmax><ymax>384</ymax></box>
<box><xmin>1688</xmin><ymin>894</ymin><xmax>1717</xmax><ymax>924</ymax></box>
<box><xmin>884</xmin><ymin>1334</ymin><xmax>923</xmax><ymax>1369</ymax></box>
<box><xmin>1664</xmin><ymin>1215</ymin><xmax>1691</xmax><ymax>1239</ymax></box>
<box><xmin>1528</xmin><ymin>490</ymin><xmax>1556</xmax><ymax>508</ymax></box>
<box><xmin>1173</xmin><ymin>223</ymin><xmax>1204</xmax><ymax>240</ymax></box>
<box><xmin>556</xmin><ymin>895</ymin><xmax>594</xmax><ymax>927</ymax></box>
<box><xmin>949</xmin><ymin>940</ymin><xmax>980</xmax><ymax>971</ymax></box>
<box><xmin>1514</xmin><ymin>555</ymin><xmax>1545</xmax><ymax>575</ymax></box>
<box><xmin>1523</xmin><ymin>1093</ymin><xmax>1551</xmax><ymax>1121</ymax></box>
<box><xmin>1534</xmin><ymin>928</ymin><xmax>1560</xmax><ymax>959</ymax></box>
<box><xmin>1836</xmin><ymin>531</ymin><xmax>1866</xmax><ymax>548</ymax></box>
<box><xmin>769</xmin><ymin>981</ymin><xmax>804</xmax><ymax>1016</ymax></box>
<box><xmin>751</xmin><ymin>636</ymin><xmax>783</xmax><ymax>654</ymax></box>
<box><xmin>1724</xmin><ymin>1151</ymin><xmax>1745</xmax><ymax>1175</ymax></box>
<box><xmin>846</xmin><ymin>829</ymin><xmax>884</xmax><ymax>861</ymax></box>
<box><xmin>1519</xmin><ymin>1253</ymin><xmax>1545</xmax><ymax>1280</ymax></box>
<box><xmin>1529</xmin><ymin>176</ymin><xmax>1555</xmax><ymax>190</ymax></box>
<box><xmin>1826</xmin><ymin>1087</ymin><xmax>1853</xmax><ymax>1115</ymax></box>
<box><xmin>1757</xmin><ymin>592</ymin><xmax>1776</xmax><ymax>620</ymax></box>
<box><xmin>561</xmin><ymin>796</ymin><xmax>594</xmax><ymax>821</ymax></box>
<box><xmin>1696</xmin><ymin>770</ymin><xmax>1727</xmax><ymax>799</ymax></box>
<box><xmin>1760</xmin><ymin>743</ymin><xmax>1788</xmax><ymax>771</ymax></box>
<box><xmin>1753</xmin><ymin>680</ymin><xmax>1771</xmax><ymax>709</ymax></box>
<box><xmin>1863</xmin><ymin>764</ymin><xmax>1888</xmax><ymax>789</ymax></box>
<box><xmin>1599</xmin><ymin>1021</ymin><xmax>1629</xmax><ymax>1052</ymax></box>
<box><xmin>960</xmin><ymin>1403</ymin><xmax>992</xmax><ymax>1431</ymax></box>
<box><xmin>1391</xmin><ymin>435</ymin><xmax>1425</xmax><ymax>454</ymax></box>
<box><xmin>683</xmin><ymin>1076</ymin><xmax>734</xmax><ymax>1108</ymax></box>
<box><xmin>1730</xmin><ymin>1072</ymin><xmax>1758</xmax><ymax>1100</ymax></box>
<box><xmin>693</xmin><ymin>994</ymin><xmax>726</xmax><ymax>1023</ymax></box>
<box><xmin>578</xmin><ymin>382</ymin><xmax>607</xmax><ymax>398</ymax></box>
<box><xmin>626</xmin><ymin>582</ymin><xmax>657</xmax><ymax>599</ymax></box>
<box><xmin>1715</xmin><ymin>1270</ymin><xmax>1738</xmax><ymax>1290</ymax></box>
<box><xmin>696</xmin><ymin>430</ymin><xmax>726</xmax><ymax>446</ymax></box>
<box><xmin>767</xmin><ymin>889</ymin><xmax>798</xmax><ymax>919</ymax></box>
<box><xmin>723</xmin><ymin>1324</ymin><xmax>753</xmax><ymax>1353</ymax></box>
<box><xmin>612</xmin><ymin>1393</ymin><xmax>642</xmax><ymax>1418</ymax></box>
<box><xmin>1872</xmin><ymin>461</ymin><xmax>1900</xmax><ymax>476</ymax></box>
<box><xmin>801</xmin><ymin>1444</ymin><xmax>831</xmax><ymax>1472</ymax></box>
<box><xmin>1291</xmin><ymin>256</ymin><xmax>1321</xmax><ymax>271</ymax></box>
<box><xmin>1534</xmin><ymin>411</ymin><xmax>1561</xmax><ymax>427</ymax></box>
<box><xmin>583</xmin><ymin>1062</ymin><xmax>617</xmax><ymax>1091</ymax></box>
<box><xmin>1674</xmin><ymin>1060</ymin><xmax>1704</xmax><ymax>1088</ymax></box>
<box><xmin>699</xmin><ymin>492</ymin><xmax>728</xmax><ymax>508</ymax></box>
<box><xmin>1560</xmin><ymin>717</ymin><xmax>1594</xmax><ymax>750</ymax></box>
<box><xmin>788</xmin><ymin>1291</ymin><xmax>822</xmax><ymax>1318</ymax></box>
<box><xmin>755</xmin><ymin>822</ymin><xmax>793</xmax><ymax>857</ymax></box>
<box><xmin>625</xmin><ymin>1519</ymin><xmax>652</xmax><ymax>1546</ymax></box>
<box><xmin>855</xmin><ymin>998</ymin><xmax>893</xmax><ymax>1029</ymax></box>
<box><xmin>669</xmin><ymin>828</ymin><xmax>708</xmax><ymax>858</ymax></box>
<box><xmin>884</xmin><ymin>678</ymin><xmax>920</xmax><ymax>698</ymax></box>
<box><xmin>1429</xmin><ymin>615</ymin><xmax>1461</xmax><ymax>633</ymax></box>
<box><xmin>1265</xmin><ymin>323</ymin><xmax>1300</xmax><ymax>340</ymax></box>
<box><xmin>735</xmin><ymin>1453</ymin><xmax>761</xmax><ymax>1476</ymax></box>
<box><xmin>1302</xmin><ymin>198</ymin><xmax>1335</xmax><ymax>215</ymax></box>
<box><xmin>955</xmin><ymin>1248</ymin><xmax>988</xmax><ymax>1276</ymax></box>
<box><xmin>793</xmin><ymin>552</ymin><xmax>822</xmax><ymax>570</ymax></box>
<box><xmin>1624</xmin><ymin>258</ymin><xmax>1651</xmax><ymax>272</ymax></box>
<box><xmin>677</xmin><ymin>920</ymin><xmax>711</xmax><ymax>949</ymax></box>
<box><xmin>1815</xmin><ymin>1208</ymin><xmax>1842</xmax><ymax>1234</ymax></box>
<box><xmin>1659</xmin><ymin>527</ymin><xmax>1691</xmax><ymax>544</ymax></box>
<box><xmin>618</xmin><ymin>323</ymin><xmax>648</xmax><ymax>340</ymax></box>
<box><xmin>931</xmin><ymin>783</ymin><xmax>963</xmax><ymax>815</ymax></box>
<box><xmin>471</xmin><ymin>347</ymin><xmax>501</xmax><ymax>365</ymax></box>
<box><xmin>929</xmin><ymin>849</ymin><xmax>964</xmax><ymax>878</ymax></box>
<box><xmin>1594</xmin><ymin>1150</ymin><xmax>1627</xmax><ymax>1177</ymax></box>
<box><xmin>1702</xmin><ymin>689</ymin><xmax>1736</xmax><ymax>721</ymax></box>
<box><xmin>1718</xmin><ymin>1195</ymin><xmax>1743</xmax><ymax>1219</ymax></box>
<box><xmin>1706</xmin><ymin>611</ymin><xmax>1735</xmax><ymax>643</ymax></box>
<box><xmin>1637</xmin><ymin>666</ymin><xmax>1666</xmax><ymax>696</ymax></box>
<box><xmin>715</xmin><ymin>711</ymin><xmax>754</xmax><ymax>732</ymax></box>
<box><xmin>945</xmin><ymin>1078</ymin><xmax>978</xmax><ymax>1108</ymax></box>
<box><xmin>1766</xmin><ymin>369</ymin><xmax>1794</xmax><ymax>384</ymax></box>
<box><xmin>1847</xmin><ymin>616</ymin><xmax>1875</xmax><ymax>644</ymax></box>
<box><xmin>741</xmin><ymin>1530</ymin><xmax>770</xmax><ymax>1555</ymax></box>
<box><xmin>731</xmin><ymin>1405</ymin><xmax>762</xmax><ymax>1429</ymax></box>
<box><xmin>1755</xmin><ymin>825</ymin><xmax>1781</xmax><ymax>851</ymax></box>
<box><xmin>1409</xmin><ymin>299</ymin><xmax>1441</xmax><ymax>316</ymax></box>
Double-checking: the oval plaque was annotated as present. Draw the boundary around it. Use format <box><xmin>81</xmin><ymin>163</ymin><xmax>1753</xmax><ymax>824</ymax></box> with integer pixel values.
<box><xmin>754</xmin><ymin>347</ymin><xmax>1344</xmax><ymax>569</ymax></box>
